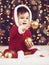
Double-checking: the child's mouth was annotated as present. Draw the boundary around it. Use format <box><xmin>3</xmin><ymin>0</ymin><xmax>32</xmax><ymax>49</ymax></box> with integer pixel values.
<box><xmin>23</xmin><ymin>23</ymin><xmax>27</xmax><ymax>24</ymax></box>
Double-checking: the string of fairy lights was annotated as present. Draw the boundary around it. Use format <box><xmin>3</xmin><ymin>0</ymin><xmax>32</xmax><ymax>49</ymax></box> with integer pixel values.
<box><xmin>0</xmin><ymin>0</ymin><xmax>49</xmax><ymax>45</ymax></box>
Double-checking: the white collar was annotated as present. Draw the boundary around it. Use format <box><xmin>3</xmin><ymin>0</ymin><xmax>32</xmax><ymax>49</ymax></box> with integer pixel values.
<box><xmin>18</xmin><ymin>26</ymin><xmax>25</xmax><ymax>34</ymax></box>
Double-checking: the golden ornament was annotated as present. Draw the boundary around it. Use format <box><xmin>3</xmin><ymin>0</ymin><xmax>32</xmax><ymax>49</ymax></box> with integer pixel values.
<box><xmin>4</xmin><ymin>52</ymin><xmax>12</xmax><ymax>58</ymax></box>
<box><xmin>25</xmin><ymin>37</ymin><xmax>33</xmax><ymax>48</ymax></box>
<box><xmin>31</xmin><ymin>20</ymin><xmax>39</xmax><ymax>29</ymax></box>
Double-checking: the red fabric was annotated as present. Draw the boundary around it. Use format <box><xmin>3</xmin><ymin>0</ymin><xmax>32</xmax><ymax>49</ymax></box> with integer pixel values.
<box><xmin>3</xmin><ymin>49</ymin><xmax>18</xmax><ymax>58</ymax></box>
<box><xmin>9</xmin><ymin>25</ymin><xmax>38</xmax><ymax>54</ymax></box>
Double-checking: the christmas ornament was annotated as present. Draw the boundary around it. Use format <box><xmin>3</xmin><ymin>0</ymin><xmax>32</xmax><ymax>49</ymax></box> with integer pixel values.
<box><xmin>25</xmin><ymin>37</ymin><xmax>33</xmax><ymax>48</ymax></box>
<box><xmin>3</xmin><ymin>49</ymin><xmax>18</xmax><ymax>58</ymax></box>
<box><xmin>31</xmin><ymin>20</ymin><xmax>39</xmax><ymax>29</ymax></box>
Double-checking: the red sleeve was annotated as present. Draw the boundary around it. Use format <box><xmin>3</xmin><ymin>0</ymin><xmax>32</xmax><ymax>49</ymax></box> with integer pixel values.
<box><xmin>25</xmin><ymin>30</ymin><xmax>32</xmax><ymax>39</ymax></box>
<box><xmin>10</xmin><ymin>25</ymin><xmax>18</xmax><ymax>38</ymax></box>
<box><xmin>28</xmin><ymin>30</ymin><xmax>32</xmax><ymax>38</ymax></box>
<box><xmin>9</xmin><ymin>25</ymin><xmax>18</xmax><ymax>50</ymax></box>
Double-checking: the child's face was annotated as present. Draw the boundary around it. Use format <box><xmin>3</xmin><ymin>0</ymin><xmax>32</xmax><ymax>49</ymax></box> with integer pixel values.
<box><xmin>18</xmin><ymin>12</ymin><xmax>30</xmax><ymax>30</ymax></box>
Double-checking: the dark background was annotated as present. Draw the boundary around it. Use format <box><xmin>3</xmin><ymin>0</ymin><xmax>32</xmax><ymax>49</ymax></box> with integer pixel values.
<box><xmin>0</xmin><ymin>0</ymin><xmax>49</xmax><ymax>45</ymax></box>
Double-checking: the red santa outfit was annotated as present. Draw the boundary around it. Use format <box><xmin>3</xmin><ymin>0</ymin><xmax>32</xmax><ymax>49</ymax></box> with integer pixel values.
<box><xmin>7</xmin><ymin>5</ymin><xmax>38</xmax><ymax>57</ymax></box>
<box><xmin>9</xmin><ymin>25</ymin><xmax>38</xmax><ymax>54</ymax></box>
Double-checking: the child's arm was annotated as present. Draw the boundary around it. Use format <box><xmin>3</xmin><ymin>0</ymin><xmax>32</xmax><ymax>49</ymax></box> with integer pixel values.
<box><xmin>9</xmin><ymin>25</ymin><xmax>18</xmax><ymax>50</ymax></box>
<box><xmin>10</xmin><ymin>25</ymin><xmax>17</xmax><ymax>38</ymax></box>
<box><xmin>24</xmin><ymin>30</ymin><xmax>34</xmax><ymax>49</ymax></box>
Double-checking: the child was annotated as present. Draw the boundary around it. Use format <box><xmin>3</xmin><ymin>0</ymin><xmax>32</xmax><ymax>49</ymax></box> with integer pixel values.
<box><xmin>4</xmin><ymin>4</ymin><xmax>44</xmax><ymax>58</ymax></box>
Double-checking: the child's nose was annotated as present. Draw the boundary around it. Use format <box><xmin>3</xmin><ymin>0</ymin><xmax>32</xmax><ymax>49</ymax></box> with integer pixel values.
<box><xmin>23</xmin><ymin>19</ymin><xmax>27</xmax><ymax>22</ymax></box>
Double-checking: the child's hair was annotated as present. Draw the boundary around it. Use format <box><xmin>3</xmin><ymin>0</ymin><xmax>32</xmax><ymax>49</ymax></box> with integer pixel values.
<box><xmin>17</xmin><ymin>7</ymin><xmax>29</xmax><ymax>15</ymax></box>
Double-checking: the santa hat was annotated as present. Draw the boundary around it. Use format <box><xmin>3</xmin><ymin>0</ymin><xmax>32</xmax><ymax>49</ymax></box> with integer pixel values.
<box><xmin>14</xmin><ymin>4</ymin><xmax>32</xmax><ymax>27</ymax></box>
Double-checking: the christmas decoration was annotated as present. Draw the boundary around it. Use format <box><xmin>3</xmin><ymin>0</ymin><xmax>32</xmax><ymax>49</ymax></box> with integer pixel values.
<box><xmin>31</xmin><ymin>20</ymin><xmax>39</xmax><ymax>29</ymax></box>
<box><xmin>25</xmin><ymin>37</ymin><xmax>33</xmax><ymax>48</ymax></box>
<box><xmin>3</xmin><ymin>49</ymin><xmax>18</xmax><ymax>58</ymax></box>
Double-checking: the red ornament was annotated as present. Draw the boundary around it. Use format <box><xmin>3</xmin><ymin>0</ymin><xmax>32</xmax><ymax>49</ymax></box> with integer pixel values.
<box><xmin>3</xmin><ymin>49</ymin><xmax>18</xmax><ymax>58</ymax></box>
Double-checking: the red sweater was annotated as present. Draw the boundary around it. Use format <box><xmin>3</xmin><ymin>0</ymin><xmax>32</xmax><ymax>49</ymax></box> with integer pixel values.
<box><xmin>9</xmin><ymin>25</ymin><xmax>37</xmax><ymax>54</ymax></box>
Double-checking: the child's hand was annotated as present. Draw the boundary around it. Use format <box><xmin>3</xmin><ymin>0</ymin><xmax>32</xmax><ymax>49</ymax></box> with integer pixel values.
<box><xmin>25</xmin><ymin>37</ymin><xmax>34</xmax><ymax>49</ymax></box>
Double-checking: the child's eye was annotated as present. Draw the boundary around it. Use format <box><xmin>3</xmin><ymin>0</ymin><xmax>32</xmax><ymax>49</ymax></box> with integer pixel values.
<box><xmin>20</xmin><ymin>17</ymin><xmax>24</xmax><ymax>19</ymax></box>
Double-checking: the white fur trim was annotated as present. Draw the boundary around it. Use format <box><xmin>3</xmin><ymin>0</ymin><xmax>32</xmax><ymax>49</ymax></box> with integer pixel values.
<box><xmin>14</xmin><ymin>4</ymin><xmax>32</xmax><ymax>27</ymax></box>
<box><xmin>18</xmin><ymin>26</ymin><xmax>25</xmax><ymax>34</ymax></box>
